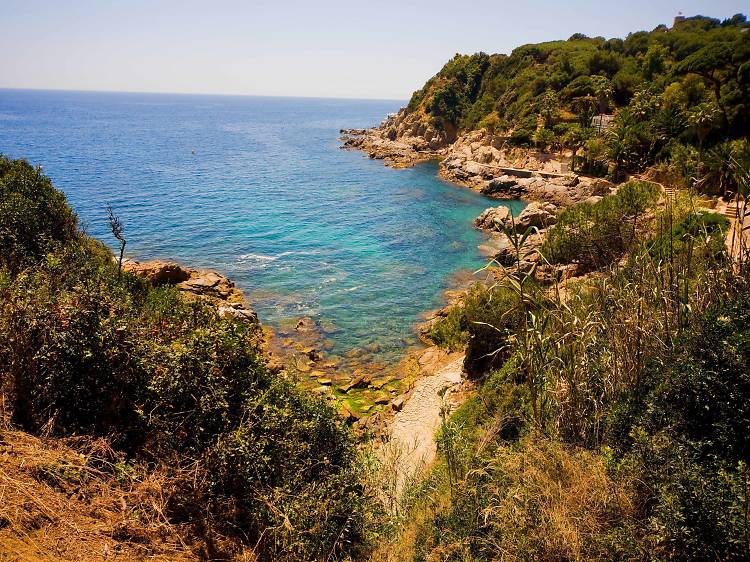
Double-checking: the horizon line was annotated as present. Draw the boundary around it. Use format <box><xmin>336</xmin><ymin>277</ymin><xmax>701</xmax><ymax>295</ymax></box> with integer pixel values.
<box><xmin>0</xmin><ymin>85</ymin><xmax>408</xmax><ymax>104</ymax></box>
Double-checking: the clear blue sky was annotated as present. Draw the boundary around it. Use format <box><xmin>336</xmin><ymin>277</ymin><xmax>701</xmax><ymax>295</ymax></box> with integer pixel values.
<box><xmin>1</xmin><ymin>0</ymin><xmax>747</xmax><ymax>100</ymax></box>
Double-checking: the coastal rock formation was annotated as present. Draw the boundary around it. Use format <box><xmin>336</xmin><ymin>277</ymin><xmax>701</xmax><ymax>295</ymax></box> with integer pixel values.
<box><xmin>340</xmin><ymin>108</ymin><xmax>453</xmax><ymax>167</ymax></box>
<box><xmin>122</xmin><ymin>258</ymin><xmax>257</xmax><ymax>323</ymax></box>
<box><xmin>119</xmin><ymin>259</ymin><xmax>190</xmax><ymax>285</ymax></box>
<box><xmin>343</xmin><ymin>117</ymin><xmax>616</xmax><ymax>206</ymax></box>
<box><xmin>480</xmin><ymin>173</ymin><xmax>614</xmax><ymax>206</ymax></box>
<box><xmin>474</xmin><ymin>205</ymin><xmax>512</xmax><ymax>231</ymax></box>
<box><xmin>473</xmin><ymin>202</ymin><xmax>558</xmax><ymax>273</ymax></box>
<box><xmin>474</xmin><ymin>202</ymin><xmax>557</xmax><ymax>233</ymax></box>
<box><xmin>515</xmin><ymin>202</ymin><xmax>558</xmax><ymax>230</ymax></box>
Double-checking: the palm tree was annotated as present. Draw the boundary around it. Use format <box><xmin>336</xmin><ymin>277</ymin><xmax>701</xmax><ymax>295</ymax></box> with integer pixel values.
<box><xmin>591</xmin><ymin>75</ymin><xmax>613</xmax><ymax>133</ymax></box>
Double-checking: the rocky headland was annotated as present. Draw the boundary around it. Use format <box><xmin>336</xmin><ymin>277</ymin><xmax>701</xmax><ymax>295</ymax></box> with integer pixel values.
<box><xmin>342</xmin><ymin>112</ymin><xmax>615</xmax><ymax>207</ymax></box>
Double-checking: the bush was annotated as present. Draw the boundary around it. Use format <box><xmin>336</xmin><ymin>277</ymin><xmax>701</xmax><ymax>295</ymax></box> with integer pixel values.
<box><xmin>0</xmin><ymin>156</ymin><xmax>78</xmax><ymax>273</ymax></box>
<box><xmin>427</xmin><ymin>305</ymin><xmax>468</xmax><ymax>352</ymax></box>
<box><xmin>0</xmin><ymin>158</ymin><xmax>371</xmax><ymax>560</ymax></box>
<box><xmin>448</xmin><ymin>355</ymin><xmax>529</xmax><ymax>445</ymax></box>
<box><xmin>541</xmin><ymin>180</ymin><xmax>660</xmax><ymax>271</ymax></box>
<box><xmin>462</xmin><ymin>284</ymin><xmax>529</xmax><ymax>376</ymax></box>
<box><xmin>645</xmin><ymin>210</ymin><xmax>728</xmax><ymax>263</ymax></box>
<box><xmin>508</xmin><ymin>128</ymin><xmax>533</xmax><ymax>147</ymax></box>
<box><xmin>606</xmin><ymin>289</ymin><xmax>750</xmax><ymax>559</ymax></box>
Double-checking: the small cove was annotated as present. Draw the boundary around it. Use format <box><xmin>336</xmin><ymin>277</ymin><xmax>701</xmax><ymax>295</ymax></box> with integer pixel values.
<box><xmin>0</xmin><ymin>89</ymin><xmax>524</xmax><ymax>366</ymax></box>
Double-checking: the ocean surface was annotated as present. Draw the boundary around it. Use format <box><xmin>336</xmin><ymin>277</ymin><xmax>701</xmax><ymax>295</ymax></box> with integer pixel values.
<box><xmin>0</xmin><ymin>89</ymin><xmax>523</xmax><ymax>365</ymax></box>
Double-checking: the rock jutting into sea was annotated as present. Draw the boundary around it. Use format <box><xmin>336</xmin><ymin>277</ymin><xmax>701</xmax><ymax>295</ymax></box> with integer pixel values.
<box><xmin>121</xmin><ymin>258</ymin><xmax>258</xmax><ymax>323</ymax></box>
<box><xmin>342</xmin><ymin>113</ymin><xmax>615</xmax><ymax>206</ymax></box>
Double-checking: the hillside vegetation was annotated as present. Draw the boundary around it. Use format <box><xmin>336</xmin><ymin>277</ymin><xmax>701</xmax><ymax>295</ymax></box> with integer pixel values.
<box><xmin>381</xmin><ymin>167</ymin><xmax>750</xmax><ymax>559</ymax></box>
<box><xmin>373</xmin><ymin>17</ymin><xmax>750</xmax><ymax>553</ymax></box>
<box><xmin>3</xmin><ymin>13</ymin><xmax>750</xmax><ymax>562</ymax></box>
<box><xmin>0</xmin><ymin>156</ymin><xmax>376</xmax><ymax>561</ymax></box>
<box><xmin>406</xmin><ymin>14</ymin><xmax>749</xmax><ymax>188</ymax></box>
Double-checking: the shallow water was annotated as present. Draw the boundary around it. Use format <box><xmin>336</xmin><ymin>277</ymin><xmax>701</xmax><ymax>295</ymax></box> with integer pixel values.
<box><xmin>0</xmin><ymin>89</ymin><xmax>523</xmax><ymax>364</ymax></box>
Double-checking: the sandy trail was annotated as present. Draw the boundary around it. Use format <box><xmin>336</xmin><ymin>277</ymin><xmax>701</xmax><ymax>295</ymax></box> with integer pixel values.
<box><xmin>383</xmin><ymin>354</ymin><xmax>466</xmax><ymax>496</ymax></box>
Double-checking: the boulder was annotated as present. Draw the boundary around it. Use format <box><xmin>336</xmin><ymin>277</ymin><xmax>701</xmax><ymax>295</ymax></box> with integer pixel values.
<box><xmin>474</xmin><ymin>146</ymin><xmax>496</xmax><ymax>164</ymax></box>
<box><xmin>121</xmin><ymin>259</ymin><xmax>190</xmax><ymax>286</ymax></box>
<box><xmin>481</xmin><ymin>176</ymin><xmax>518</xmax><ymax>197</ymax></box>
<box><xmin>341</xmin><ymin>373</ymin><xmax>372</xmax><ymax>393</ymax></box>
<box><xmin>587</xmin><ymin>178</ymin><xmax>615</xmax><ymax>196</ymax></box>
<box><xmin>217</xmin><ymin>304</ymin><xmax>258</xmax><ymax>324</ymax></box>
<box><xmin>474</xmin><ymin>206</ymin><xmax>511</xmax><ymax>231</ymax></box>
<box><xmin>515</xmin><ymin>202</ymin><xmax>558</xmax><ymax>231</ymax></box>
<box><xmin>463</xmin><ymin>161</ymin><xmax>486</xmax><ymax>176</ymax></box>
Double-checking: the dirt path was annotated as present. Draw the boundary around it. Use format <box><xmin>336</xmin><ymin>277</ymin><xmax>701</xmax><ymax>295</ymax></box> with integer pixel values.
<box><xmin>382</xmin><ymin>353</ymin><xmax>467</xmax><ymax>496</ymax></box>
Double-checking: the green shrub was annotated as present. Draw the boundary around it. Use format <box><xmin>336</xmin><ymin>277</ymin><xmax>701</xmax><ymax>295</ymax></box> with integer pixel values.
<box><xmin>0</xmin><ymin>158</ymin><xmax>371</xmax><ymax>560</ymax></box>
<box><xmin>541</xmin><ymin>180</ymin><xmax>660</xmax><ymax>270</ymax></box>
<box><xmin>427</xmin><ymin>305</ymin><xmax>468</xmax><ymax>352</ymax></box>
<box><xmin>0</xmin><ymin>156</ymin><xmax>78</xmax><ymax>273</ymax></box>
<box><xmin>449</xmin><ymin>355</ymin><xmax>529</xmax><ymax>445</ymax></box>
<box><xmin>606</xmin><ymin>289</ymin><xmax>750</xmax><ymax>559</ymax></box>
<box><xmin>462</xmin><ymin>284</ymin><xmax>529</xmax><ymax>376</ymax></box>
<box><xmin>508</xmin><ymin>128</ymin><xmax>533</xmax><ymax>146</ymax></box>
<box><xmin>645</xmin><ymin>210</ymin><xmax>728</xmax><ymax>262</ymax></box>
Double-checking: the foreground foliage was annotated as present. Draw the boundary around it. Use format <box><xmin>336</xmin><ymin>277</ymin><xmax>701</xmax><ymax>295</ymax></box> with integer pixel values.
<box><xmin>0</xmin><ymin>156</ymin><xmax>372</xmax><ymax>561</ymax></box>
<box><xmin>393</xmin><ymin>170</ymin><xmax>750</xmax><ymax>559</ymax></box>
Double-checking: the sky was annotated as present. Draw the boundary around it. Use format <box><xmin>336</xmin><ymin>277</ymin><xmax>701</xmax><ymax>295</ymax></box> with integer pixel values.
<box><xmin>1</xmin><ymin>0</ymin><xmax>748</xmax><ymax>100</ymax></box>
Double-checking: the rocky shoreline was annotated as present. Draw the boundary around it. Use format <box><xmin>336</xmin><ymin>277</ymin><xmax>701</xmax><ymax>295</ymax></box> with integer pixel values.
<box><xmin>119</xmin><ymin>257</ymin><xmax>428</xmax><ymax>440</ymax></box>
<box><xmin>341</xmin><ymin>111</ymin><xmax>622</xmax><ymax>286</ymax></box>
<box><xmin>120</xmin><ymin>110</ymin><xmax>618</xmax><ymax>467</ymax></box>
<box><xmin>341</xmin><ymin>113</ymin><xmax>615</xmax><ymax>207</ymax></box>
<box><xmin>339</xmin><ymin>110</ymin><xmax>625</xmax><ymax>470</ymax></box>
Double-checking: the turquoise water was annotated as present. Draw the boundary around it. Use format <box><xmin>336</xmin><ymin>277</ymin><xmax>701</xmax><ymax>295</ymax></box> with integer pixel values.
<box><xmin>0</xmin><ymin>89</ymin><xmax>523</xmax><ymax>363</ymax></box>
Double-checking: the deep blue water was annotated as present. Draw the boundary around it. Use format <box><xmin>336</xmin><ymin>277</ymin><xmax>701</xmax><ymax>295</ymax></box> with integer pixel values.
<box><xmin>0</xmin><ymin>89</ymin><xmax>522</xmax><ymax>364</ymax></box>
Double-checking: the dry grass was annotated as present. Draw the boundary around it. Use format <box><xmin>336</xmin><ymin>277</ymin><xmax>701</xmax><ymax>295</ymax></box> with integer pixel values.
<box><xmin>396</xmin><ymin>436</ymin><xmax>639</xmax><ymax>562</ymax></box>
<box><xmin>477</xmin><ymin>436</ymin><xmax>637</xmax><ymax>561</ymax></box>
<box><xmin>0</xmin><ymin>429</ymin><xmax>252</xmax><ymax>561</ymax></box>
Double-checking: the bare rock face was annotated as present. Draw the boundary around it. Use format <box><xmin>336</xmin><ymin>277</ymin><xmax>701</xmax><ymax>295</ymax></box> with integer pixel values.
<box><xmin>474</xmin><ymin>202</ymin><xmax>557</xmax><ymax>233</ymax></box>
<box><xmin>217</xmin><ymin>303</ymin><xmax>258</xmax><ymax>323</ymax></box>
<box><xmin>474</xmin><ymin>205</ymin><xmax>512</xmax><ymax>231</ymax></box>
<box><xmin>121</xmin><ymin>259</ymin><xmax>190</xmax><ymax>285</ymax></box>
<box><xmin>342</xmin><ymin>114</ymin><xmax>618</xmax><ymax>211</ymax></box>
<box><xmin>340</xmin><ymin>109</ymin><xmax>452</xmax><ymax>167</ymax></box>
<box><xmin>177</xmin><ymin>270</ymin><xmax>237</xmax><ymax>300</ymax></box>
<box><xmin>515</xmin><ymin>202</ymin><xmax>558</xmax><ymax>231</ymax></box>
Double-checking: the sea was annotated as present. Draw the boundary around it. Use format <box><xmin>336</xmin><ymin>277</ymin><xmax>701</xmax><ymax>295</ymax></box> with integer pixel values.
<box><xmin>0</xmin><ymin>89</ymin><xmax>523</xmax><ymax>365</ymax></box>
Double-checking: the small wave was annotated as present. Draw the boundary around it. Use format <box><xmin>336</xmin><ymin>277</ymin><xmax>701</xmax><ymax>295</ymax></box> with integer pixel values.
<box><xmin>343</xmin><ymin>285</ymin><xmax>361</xmax><ymax>292</ymax></box>
<box><xmin>237</xmin><ymin>250</ymin><xmax>314</xmax><ymax>262</ymax></box>
<box><xmin>239</xmin><ymin>252</ymin><xmax>281</xmax><ymax>262</ymax></box>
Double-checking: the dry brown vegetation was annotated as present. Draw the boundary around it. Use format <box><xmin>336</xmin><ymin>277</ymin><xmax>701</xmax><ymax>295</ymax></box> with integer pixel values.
<box><xmin>0</xmin><ymin>429</ymin><xmax>209</xmax><ymax>561</ymax></box>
